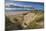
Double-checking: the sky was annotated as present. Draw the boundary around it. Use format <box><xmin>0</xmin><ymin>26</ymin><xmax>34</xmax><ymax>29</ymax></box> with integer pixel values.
<box><xmin>5</xmin><ymin>0</ymin><xmax>44</xmax><ymax>10</ymax></box>
<box><xmin>16</xmin><ymin>1</ymin><xmax>44</xmax><ymax>10</ymax></box>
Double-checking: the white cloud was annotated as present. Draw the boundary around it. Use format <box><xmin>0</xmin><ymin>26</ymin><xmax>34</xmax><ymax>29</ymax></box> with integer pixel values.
<box><xmin>6</xmin><ymin>3</ymin><xmax>16</xmax><ymax>6</ymax></box>
<box><xmin>5</xmin><ymin>8</ymin><xmax>16</xmax><ymax>10</ymax></box>
<box><xmin>5</xmin><ymin>2</ymin><xmax>16</xmax><ymax>8</ymax></box>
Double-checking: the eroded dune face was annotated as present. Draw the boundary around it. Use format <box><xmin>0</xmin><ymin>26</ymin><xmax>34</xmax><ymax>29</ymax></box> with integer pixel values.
<box><xmin>22</xmin><ymin>12</ymin><xmax>44</xmax><ymax>29</ymax></box>
<box><xmin>5</xmin><ymin>14</ymin><xmax>24</xmax><ymax>30</ymax></box>
<box><xmin>6</xmin><ymin>14</ymin><xmax>24</xmax><ymax>26</ymax></box>
<box><xmin>5</xmin><ymin>11</ymin><xmax>44</xmax><ymax>30</ymax></box>
<box><xmin>22</xmin><ymin>13</ymin><xmax>35</xmax><ymax>28</ymax></box>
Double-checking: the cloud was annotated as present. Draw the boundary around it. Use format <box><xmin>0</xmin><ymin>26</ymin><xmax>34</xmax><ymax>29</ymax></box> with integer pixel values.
<box><xmin>5</xmin><ymin>8</ymin><xmax>16</xmax><ymax>10</ymax></box>
<box><xmin>5</xmin><ymin>2</ymin><xmax>16</xmax><ymax>8</ymax></box>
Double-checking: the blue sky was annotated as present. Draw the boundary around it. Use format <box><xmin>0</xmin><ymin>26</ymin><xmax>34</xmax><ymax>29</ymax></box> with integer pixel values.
<box><xmin>16</xmin><ymin>1</ymin><xmax>44</xmax><ymax>10</ymax></box>
<box><xmin>5</xmin><ymin>0</ymin><xmax>44</xmax><ymax>10</ymax></box>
